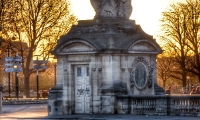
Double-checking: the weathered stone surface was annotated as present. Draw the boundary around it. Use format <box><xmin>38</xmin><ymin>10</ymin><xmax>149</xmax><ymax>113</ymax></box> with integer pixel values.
<box><xmin>49</xmin><ymin>0</ymin><xmax>164</xmax><ymax>115</ymax></box>
<box><xmin>90</xmin><ymin>0</ymin><xmax>132</xmax><ymax>19</ymax></box>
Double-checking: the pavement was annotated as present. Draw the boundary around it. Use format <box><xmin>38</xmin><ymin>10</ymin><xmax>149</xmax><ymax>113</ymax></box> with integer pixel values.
<box><xmin>1</xmin><ymin>103</ymin><xmax>200</xmax><ymax>120</ymax></box>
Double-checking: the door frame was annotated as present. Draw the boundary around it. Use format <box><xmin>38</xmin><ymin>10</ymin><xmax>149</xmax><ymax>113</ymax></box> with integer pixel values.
<box><xmin>73</xmin><ymin>64</ymin><xmax>91</xmax><ymax>114</ymax></box>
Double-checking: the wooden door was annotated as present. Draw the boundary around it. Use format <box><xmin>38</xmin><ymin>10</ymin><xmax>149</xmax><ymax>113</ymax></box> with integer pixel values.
<box><xmin>75</xmin><ymin>65</ymin><xmax>90</xmax><ymax>114</ymax></box>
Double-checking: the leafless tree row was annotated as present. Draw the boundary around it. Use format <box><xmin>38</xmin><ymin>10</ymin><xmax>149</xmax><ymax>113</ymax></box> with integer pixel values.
<box><xmin>0</xmin><ymin>0</ymin><xmax>77</xmax><ymax>97</ymax></box>
<box><xmin>158</xmin><ymin>0</ymin><xmax>200</xmax><ymax>88</ymax></box>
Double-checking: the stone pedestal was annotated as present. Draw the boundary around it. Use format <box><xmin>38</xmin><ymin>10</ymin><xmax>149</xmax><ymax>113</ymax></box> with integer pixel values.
<box><xmin>48</xmin><ymin>85</ymin><xmax>63</xmax><ymax>115</ymax></box>
<box><xmin>99</xmin><ymin>80</ymin><xmax>127</xmax><ymax>114</ymax></box>
<box><xmin>48</xmin><ymin>1</ymin><xmax>164</xmax><ymax>115</ymax></box>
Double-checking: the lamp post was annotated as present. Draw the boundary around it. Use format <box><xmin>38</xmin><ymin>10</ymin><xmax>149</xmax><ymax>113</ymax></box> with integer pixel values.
<box><xmin>34</xmin><ymin>56</ymin><xmax>39</xmax><ymax>100</ymax></box>
<box><xmin>187</xmin><ymin>76</ymin><xmax>190</xmax><ymax>93</ymax></box>
<box><xmin>51</xmin><ymin>58</ymin><xmax>57</xmax><ymax>87</ymax></box>
<box><xmin>14</xmin><ymin>65</ymin><xmax>19</xmax><ymax>100</ymax></box>
<box><xmin>4</xmin><ymin>53</ymin><xmax>22</xmax><ymax>100</ymax></box>
<box><xmin>7</xmin><ymin>45</ymin><xmax>11</xmax><ymax>98</ymax></box>
<box><xmin>54</xmin><ymin>63</ymin><xmax>57</xmax><ymax>86</ymax></box>
<box><xmin>33</xmin><ymin>56</ymin><xmax>48</xmax><ymax>99</ymax></box>
<box><xmin>36</xmin><ymin>68</ymin><xmax>39</xmax><ymax>99</ymax></box>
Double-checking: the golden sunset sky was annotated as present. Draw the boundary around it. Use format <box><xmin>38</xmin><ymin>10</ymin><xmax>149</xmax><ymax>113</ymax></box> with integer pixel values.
<box><xmin>70</xmin><ymin>0</ymin><xmax>184</xmax><ymax>39</ymax></box>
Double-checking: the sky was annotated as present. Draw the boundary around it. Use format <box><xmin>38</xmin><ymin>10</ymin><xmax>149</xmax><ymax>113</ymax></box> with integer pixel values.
<box><xmin>70</xmin><ymin>0</ymin><xmax>184</xmax><ymax>39</ymax></box>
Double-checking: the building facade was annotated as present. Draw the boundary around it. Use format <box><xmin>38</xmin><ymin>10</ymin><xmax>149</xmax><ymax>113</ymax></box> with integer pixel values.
<box><xmin>48</xmin><ymin>0</ymin><xmax>164</xmax><ymax>115</ymax></box>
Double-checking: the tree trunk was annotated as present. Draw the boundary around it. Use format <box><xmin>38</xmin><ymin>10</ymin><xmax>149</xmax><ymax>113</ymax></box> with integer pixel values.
<box><xmin>24</xmin><ymin>73</ymin><xmax>30</xmax><ymax>98</ymax></box>
<box><xmin>23</xmin><ymin>51</ymin><xmax>32</xmax><ymax>98</ymax></box>
<box><xmin>182</xmin><ymin>73</ymin><xmax>187</xmax><ymax>87</ymax></box>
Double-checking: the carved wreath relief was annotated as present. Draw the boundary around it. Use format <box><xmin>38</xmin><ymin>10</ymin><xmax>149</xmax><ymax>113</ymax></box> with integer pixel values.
<box><xmin>130</xmin><ymin>57</ymin><xmax>153</xmax><ymax>93</ymax></box>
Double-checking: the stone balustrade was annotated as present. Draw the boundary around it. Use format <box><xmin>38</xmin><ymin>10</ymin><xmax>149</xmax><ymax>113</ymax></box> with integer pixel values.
<box><xmin>116</xmin><ymin>95</ymin><xmax>200</xmax><ymax>117</ymax></box>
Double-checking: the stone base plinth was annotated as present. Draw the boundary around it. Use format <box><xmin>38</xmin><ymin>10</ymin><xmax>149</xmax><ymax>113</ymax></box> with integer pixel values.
<box><xmin>48</xmin><ymin>85</ymin><xmax>63</xmax><ymax>115</ymax></box>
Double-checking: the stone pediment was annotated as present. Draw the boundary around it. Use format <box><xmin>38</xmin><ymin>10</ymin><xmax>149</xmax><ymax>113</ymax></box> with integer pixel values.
<box><xmin>52</xmin><ymin>37</ymin><xmax>106</xmax><ymax>55</ymax></box>
<box><xmin>58</xmin><ymin>41</ymin><xmax>97</xmax><ymax>54</ymax></box>
<box><xmin>128</xmin><ymin>39</ymin><xmax>161</xmax><ymax>54</ymax></box>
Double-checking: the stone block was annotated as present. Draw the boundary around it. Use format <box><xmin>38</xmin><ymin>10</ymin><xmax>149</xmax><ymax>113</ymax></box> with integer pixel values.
<box><xmin>101</xmin><ymin>105</ymin><xmax>111</xmax><ymax>114</ymax></box>
<box><xmin>93</xmin><ymin>106</ymin><xmax>100</xmax><ymax>114</ymax></box>
<box><xmin>92</xmin><ymin>100</ymin><xmax>101</xmax><ymax>107</ymax></box>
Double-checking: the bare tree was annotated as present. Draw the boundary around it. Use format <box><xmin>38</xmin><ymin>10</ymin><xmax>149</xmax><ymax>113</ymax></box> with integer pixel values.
<box><xmin>182</xmin><ymin>0</ymin><xmax>200</xmax><ymax>82</ymax></box>
<box><xmin>157</xmin><ymin>53</ymin><xmax>176</xmax><ymax>88</ymax></box>
<box><xmin>5</xmin><ymin>0</ymin><xmax>77</xmax><ymax>97</ymax></box>
<box><xmin>160</xmin><ymin>2</ymin><xmax>191</xmax><ymax>87</ymax></box>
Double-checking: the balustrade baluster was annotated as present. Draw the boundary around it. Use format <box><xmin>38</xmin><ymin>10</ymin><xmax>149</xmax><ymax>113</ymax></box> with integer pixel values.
<box><xmin>116</xmin><ymin>95</ymin><xmax>200</xmax><ymax>116</ymax></box>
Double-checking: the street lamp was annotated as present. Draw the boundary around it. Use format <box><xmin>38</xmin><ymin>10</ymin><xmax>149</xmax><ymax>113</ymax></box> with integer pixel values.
<box><xmin>54</xmin><ymin>63</ymin><xmax>57</xmax><ymax>86</ymax></box>
<box><xmin>33</xmin><ymin>56</ymin><xmax>48</xmax><ymax>99</ymax></box>
<box><xmin>14</xmin><ymin>65</ymin><xmax>19</xmax><ymax>100</ymax></box>
<box><xmin>6</xmin><ymin>45</ymin><xmax>11</xmax><ymax>98</ymax></box>
<box><xmin>2</xmin><ymin>42</ymin><xmax>17</xmax><ymax>98</ymax></box>
<box><xmin>4</xmin><ymin>53</ymin><xmax>22</xmax><ymax>100</ymax></box>
<box><xmin>187</xmin><ymin>76</ymin><xmax>190</xmax><ymax>93</ymax></box>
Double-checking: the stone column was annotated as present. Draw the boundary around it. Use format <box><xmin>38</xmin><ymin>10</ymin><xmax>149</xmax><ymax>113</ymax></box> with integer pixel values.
<box><xmin>100</xmin><ymin>55</ymin><xmax>127</xmax><ymax>114</ymax></box>
<box><xmin>56</xmin><ymin>56</ymin><xmax>66</xmax><ymax>88</ymax></box>
<box><xmin>101</xmin><ymin>55</ymin><xmax>113</xmax><ymax>88</ymax></box>
<box><xmin>90</xmin><ymin>55</ymin><xmax>101</xmax><ymax>114</ymax></box>
<box><xmin>62</xmin><ymin>56</ymin><xmax>70</xmax><ymax>114</ymax></box>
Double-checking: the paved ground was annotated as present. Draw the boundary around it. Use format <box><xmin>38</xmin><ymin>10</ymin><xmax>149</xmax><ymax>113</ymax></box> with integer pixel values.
<box><xmin>1</xmin><ymin>104</ymin><xmax>200</xmax><ymax>120</ymax></box>
<box><xmin>0</xmin><ymin>104</ymin><xmax>47</xmax><ymax>120</ymax></box>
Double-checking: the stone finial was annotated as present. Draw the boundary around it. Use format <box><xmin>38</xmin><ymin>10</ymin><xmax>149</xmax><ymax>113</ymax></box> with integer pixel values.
<box><xmin>90</xmin><ymin>0</ymin><xmax>132</xmax><ymax>19</ymax></box>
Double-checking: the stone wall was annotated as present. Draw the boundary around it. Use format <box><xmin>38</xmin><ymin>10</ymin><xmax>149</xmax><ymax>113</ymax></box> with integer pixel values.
<box><xmin>48</xmin><ymin>52</ymin><xmax>162</xmax><ymax>115</ymax></box>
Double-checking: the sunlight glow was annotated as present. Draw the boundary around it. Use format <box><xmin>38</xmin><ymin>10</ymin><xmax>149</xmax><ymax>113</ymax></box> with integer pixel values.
<box><xmin>70</xmin><ymin>0</ymin><xmax>184</xmax><ymax>38</ymax></box>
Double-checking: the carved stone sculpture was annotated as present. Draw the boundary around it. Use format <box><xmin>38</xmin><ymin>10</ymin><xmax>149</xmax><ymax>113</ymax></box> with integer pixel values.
<box><xmin>90</xmin><ymin>0</ymin><xmax>132</xmax><ymax>18</ymax></box>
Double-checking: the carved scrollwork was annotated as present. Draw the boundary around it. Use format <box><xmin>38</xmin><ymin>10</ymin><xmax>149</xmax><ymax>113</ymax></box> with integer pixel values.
<box><xmin>129</xmin><ymin>69</ymin><xmax>134</xmax><ymax>94</ymax></box>
<box><xmin>148</xmin><ymin>68</ymin><xmax>153</xmax><ymax>88</ymax></box>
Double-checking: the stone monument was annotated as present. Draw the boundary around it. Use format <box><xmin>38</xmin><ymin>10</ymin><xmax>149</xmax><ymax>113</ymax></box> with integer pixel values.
<box><xmin>48</xmin><ymin>0</ymin><xmax>164</xmax><ymax>115</ymax></box>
